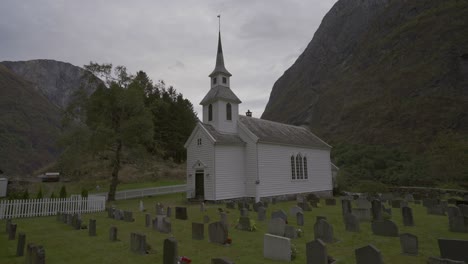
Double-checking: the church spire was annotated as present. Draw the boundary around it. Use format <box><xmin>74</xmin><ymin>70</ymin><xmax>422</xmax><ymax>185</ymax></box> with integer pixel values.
<box><xmin>209</xmin><ymin>16</ymin><xmax>231</xmax><ymax>77</ymax></box>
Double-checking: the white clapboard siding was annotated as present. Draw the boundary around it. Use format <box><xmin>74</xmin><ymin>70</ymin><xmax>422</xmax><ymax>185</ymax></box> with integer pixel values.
<box><xmin>257</xmin><ymin>143</ymin><xmax>332</xmax><ymax>197</ymax></box>
<box><xmin>238</xmin><ymin>127</ymin><xmax>258</xmax><ymax>197</ymax></box>
<box><xmin>186</xmin><ymin>125</ymin><xmax>215</xmax><ymax>200</ymax></box>
<box><xmin>0</xmin><ymin>196</ymin><xmax>106</xmax><ymax>219</ymax></box>
<box><xmin>214</xmin><ymin>145</ymin><xmax>245</xmax><ymax>200</ymax></box>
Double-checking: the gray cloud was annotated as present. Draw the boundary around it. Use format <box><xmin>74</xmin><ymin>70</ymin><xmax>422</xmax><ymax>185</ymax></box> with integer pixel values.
<box><xmin>0</xmin><ymin>0</ymin><xmax>337</xmax><ymax>116</ymax></box>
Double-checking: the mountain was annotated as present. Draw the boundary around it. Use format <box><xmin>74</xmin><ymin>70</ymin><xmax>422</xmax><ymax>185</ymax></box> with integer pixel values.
<box><xmin>262</xmin><ymin>0</ymin><xmax>468</xmax><ymax>187</ymax></box>
<box><xmin>262</xmin><ymin>0</ymin><xmax>468</xmax><ymax>146</ymax></box>
<box><xmin>1</xmin><ymin>60</ymin><xmax>100</xmax><ymax>109</ymax></box>
<box><xmin>0</xmin><ymin>64</ymin><xmax>61</xmax><ymax>175</ymax></box>
<box><xmin>0</xmin><ymin>60</ymin><xmax>102</xmax><ymax>176</ymax></box>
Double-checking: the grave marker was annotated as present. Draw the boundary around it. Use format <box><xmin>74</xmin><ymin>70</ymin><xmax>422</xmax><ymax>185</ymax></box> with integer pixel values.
<box><xmin>314</xmin><ymin>219</ymin><xmax>334</xmax><ymax>243</ymax></box>
<box><xmin>306</xmin><ymin>239</ymin><xmax>327</xmax><ymax>264</ymax></box>
<box><xmin>263</xmin><ymin>234</ymin><xmax>291</xmax><ymax>261</ymax></box>
<box><xmin>400</xmin><ymin>233</ymin><xmax>418</xmax><ymax>255</ymax></box>
<box><xmin>163</xmin><ymin>237</ymin><xmax>178</xmax><ymax>264</ymax></box>
<box><xmin>371</xmin><ymin>219</ymin><xmax>399</xmax><ymax>237</ymax></box>
<box><xmin>192</xmin><ymin>222</ymin><xmax>204</xmax><ymax>240</ymax></box>
<box><xmin>402</xmin><ymin>206</ymin><xmax>415</xmax><ymax>226</ymax></box>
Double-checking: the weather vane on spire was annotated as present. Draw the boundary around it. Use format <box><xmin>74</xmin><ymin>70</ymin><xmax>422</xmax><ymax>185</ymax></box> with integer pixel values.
<box><xmin>217</xmin><ymin>14</ymin><xmax>221</xmax><ymax>32</ymax></box>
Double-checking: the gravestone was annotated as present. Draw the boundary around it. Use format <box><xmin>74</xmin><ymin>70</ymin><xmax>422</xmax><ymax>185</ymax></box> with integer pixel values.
<box><xmin>298</xmin><ymin>202</ymin><xmax>312</xmax><ymax>211</ymax></box>
<box><xmin>447</xmin><ymin>207</ymin><xmax>466</xmax><ymax>233</ymax></box>
<box><xmin>123</xmin><ymin>211</ymin><xmax>134</xmax><ymax>222</ymax></box>
<box><xmin>402</xmin><ymin>206</ymin><xmax>415</xmax><ymax>226</ymax></box>
<box><xmin>290</xmin><ymin>206</ymin><xmax>303</xmax><ymax>217</ymax></box>
<box><xmin>166</xmin><ymin>207</ymin><xmax>172</xmax><ymax>217</ymax></box>
<box><xmin>271</xmin><ymin>210</ymin><xmax>288</xmax><ymax>223</ymax></box>
<box><xmin>130</xmin><ymin>232</ymin><xmax>147</xmax><ymax>255</ymax></box>
<box><xmin>306</xmin><ymin>239</ymin><xmax>327</xmax><ymax>264</ymax></box>
<box><xmin>428</xmin><ymin>205</ymin><xmax>445</xmax><ymax>216</ymax></box>
<box><xmin>5</xmin><ymin>218</ymin><xmax>11</xmax><ymax>233</ymax></box>
<box><xmin>220</xmin><ymin>212</ymin><xmax>228</xmax><ymax>230</ymax></box>
<box><xmin>158</xmin><ymin>217</ymin><xmax>172</xmax><ymax>234</ymax></box>
<box><xmin>145</xmin><ymin>214</ymin><xmax>151</xmax><ymax>227</ymax></box>
<box><xmin>200</xmin><ymin>202</ymin><xmax>206</xmax><ymax>212</ymax></box>
<box><xmin>208</xmin><ymin>221</ymin><xmax>228</xmax><ymax>245</ymax></box>
<box><xmin>426</xmin><ymin>256</ymin><xmax>465</xmax><ymax>264</ymax></box>
<box><xmin>371</xmin><ymin>220</ymin><xmax>399</xmax><ymax>237</ymax></box>
<box><xmin>89</xmin><ymin>219</ymin><xmax>96</xmax><ymax>236</ymax></box>
<box><xmin>263</xmin><ymin>234</ymin><xmax>291</xmax><ymax>261</ymax></box>
<box><xmin>236</xmin><ymin>216</ymin><xmax>253</xmax><ymax>231</ymax></box>
<box><xmin>341</xmin><ymin>199</ymin><xmax>352</xmax><ymax>217</ymax></box>
<box><xmin>284</xmin><ymin>225</ymin><xmax>297</xmax><ymax>239</ymax></box>
<box><xmin>352</xmin><ymin>208</ymin><xmax>372</xmax><ymax>221</ymax></box>
<box><xmin>307</xmin><ymin>193</ymin><xmax>320</xmax><ymax>202</ymax></box>
<box><xmin>107</xmin><ymin>207</ymin><xmax>115</xmax><ymax>218</ymax></box>
<box><xmin>297</xmin><ymin>212</ymin><xmax>304</xmax><ymax>226</ymax></box>
<box><xmin>316</xmin><ymin>216</ymin><xmax>327</xmax><ymax>222</ymax></box>
<box><xmin>381</xmin><ymin>193</ymin><xmax>394</xmax><ymax>201</ymax></box>
<box><xmin>240</xmin><ymin>208</ymin><xmax>249</xmax><ymax>217</ymax></box>
<box><xmin>314</xmin><ymin>219</ymin><xmax>334</xmax><ymax>243</ymax></box>
<box><xmin>325</xmin><ymin>198</ymin><xmax>336</xmax><ymax>206</ymax></box>
<box><xmin>156</xmin><ymin>203</ymin><xmax>165</xmax><ymax>215</ymax></box>
<box><xmin>211</xmin><ymin>257</ymin><xmax>235</xmax><ymax>264</ymax></box>
<box><xmin>8</xmin><ymin>223</ymin><xmax>16</xmax><ymax>240</ymax></box>
<box><xmin>356</xmin><ymin>198</ymin><xmax>371</xmax><ymax>209</ymax></box>
<box><xmin>371</xmin><ymin>200</ymin><xmax>383</xmax><ymax>221</ymax></box>
<box><xmin>192</xmin><ymin>222</ymin><xmax>204</xmax><ymax>240</ymax></box>
<box><xmin>109</xmin><ymin>226</ymin><xmax>118</xmax><ymax>241</ymax></box>
<box><xmin>163</xmin><ymin>237</ymin><xmax>178</xmax><ymax>264</ymax></box>
<box><xmin>355</xmin><ymin>244</ymin><xmax>383</xmax><ymax>264</ymax></box>
<box><xmin>267</xmin><ymin>218</ymin><xmax>286</xmax><ymax>237</ymax></box>
<box><xmin>405</xmin><ymin>194</ymin><xmax>415</xmax><ymax>202</ymax></box>
<box><xmin>16</xmin><ymin>232</ymin><xmax>26</xmax><ymax>256</ymax></box>
<box><xmin>175</xmin><ymin>207</ymin><xmax>188</xmax><ymax>220</ymax></box>
<box><xmin>458</xmin><ymin>204</ymin><xmax>468</xmax><ymax>217</ymax></box>
<box><xmin>253</xmin><ymin>201</ymin><xmax>263</xmax><ymax>212</ymax></box>
<box><xmin>139</xmin><ymin>200</ymin><xmax>145</xmax><ymax>212</ymax></box>
<box><xmin>26</xmin><ymin>243</ymin><xmax>37</xmax><ymax>264</ymax></box>
<box><xmin>114</xmin><ymin>210</ymin><xmax>123</xmax><ymax>220</ymax></box>
<box><xmin>438</xmin><ymin>238</ymin><xmax>468</xmax><ymax>262</ymax></box>
<box><xmin>400</xmin><ymin>233</ymin><xmax>418</xmax><ymax>255</ymax></box>
<box><xmin>35</xmin><ymin>246</ymin><xmax>46</xmax><ymax>264</ymax></box>
<box><xmin>203</xmin><ymin>215</ymin><xmax>210</xmax><ymax>224</ymax></box>
<box><xmin>257</xmin><ymin>206</ymin><xmax>266</xmax><ymax>221</ymax></box>
<box><xmin>344</xmin><ymin>213</ymin><xmax>360</xmax><ymax>232</ymax></box>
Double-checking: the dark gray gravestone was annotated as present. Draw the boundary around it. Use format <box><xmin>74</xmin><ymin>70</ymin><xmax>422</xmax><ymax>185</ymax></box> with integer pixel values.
<box><xmin>257</xmin><ymin>206</ymin><xmax>266</xmax><ymax>221</ymax></box>
<box><xmin>145</xmin><ymin>214</ymin><xmax>151</xmax><ymax>227</ymax></box>
<box><xmin>298</xmin><ymin>201</ymin><xmax>312</xmax><ymax>211</ymax></box>
<box><xmin>166</xmin><ymin>207</ymin><xmax>172</xmax><ymax>217</ymax></box>
<box><xmin>402</xmin><ymin>206</ymin><xmax>415</xmax><ymax>226</ymax></box>
<box><xmin>344</xmin><ymin>213</ymin><xmax>360</xmax><ymax>232</ymax></box>
<box><xmin>447</xmin><ymin>207</ymin><xmax>466</xmax><ymax>233</ymax></box>
<box><xmin>36</xmin><ymin>246</ymin><xmax>45</xmax><ymax>264</ymax></box>
<box><xmin>297</xmin><ymin>211</ymin><xmax>304</xmax><ymax>226</ymax></box>
<box><xmin>219</xmin><ymin>212</ymin><xmax>228</xmax><ymax>230</ymax></box>
<box><xmin>5</xmin><ymin>218</ymin><xmax>11</xmax><ymax>233</ymax></box>
<box><xmin>236</xmin><ymin>216</ymin><xmax>253</xmax><ymax>231</ymax></box>
<box><xmin>109</xmin><ymin>226</ymin><xmax>118</xmax><ymax>241</ymax></box>
<box><xmin>8</xmin><ymin>223</ymin><xmax>16</xmax><ymax>240</ymax></box>
<box><xmin>325</xmin><ymin>198</ymin><xmax>336</xmax><ymax>206</ymax></box>
<box><xmin>208</xmin><ymin>221</ymin><xmax>228</xmax><ymax>244</ymax></box>
<box><xmin>371</xmin><ymin>220</ymin><xmax>399</xmax><ymax>237</ymax></box>
<box><xmin>355</xmin><ymin>198</ymin><xmax>371</xmax><ymax>209</ymax></box>
<box><xmin>26</xmin><ymin>243</ymin><xmax>37</xmax><ymax>264</ymax></box>
<box><xmin>341</xmin><ymin>199</ymin><xmax>352</xmax><ymax>216</ymax></box>
<box><xmin>163</xmin><ymin>237</ymin><xmax>178</xmax><ymax>264</ymax></box>
<box><xmin>271</xmin><ymin>210</ymin><xmax>288</xmax><ymax>222</ymax></box>
<box><xmin>175</xmin><ymin>207</ymin><xmax>188</xmax><ymax>220</ymax></box>
<box><xmin>89</xmin><ymin>219</ymin><xmax>96</xmax><ymax>236</ymax></box>
<box><xmin>240</xmin><ymin>208</ymin><xmax>249</xmax><ymax>217</ymax></box>
<box><xmin>267</xmin><ymin>218</ymin><xmax>286</xmax><ymax>236</ymax></box>
<box><xmin>438</xmin><ymin>238</ymin><xmax>468</xmax><ymax>262</ymax></box>
<box><xmin>130</xmin><ymin>233</ymin><xmax>146</xmax><ymax>255</ymax></box>
<box><xmin>152</xmin><ymin>218</ymin><xmax>158</xmax><ymax>231</ymax></box>
<box><xmin>427</xmin><ymin>256</ymin><xmax>465</xmax><ymax>264</ymax></box>
<box><xmin>123</xmin><ymin>211</ymin><xmax>134</xmax><ymax>222</ymax></box>
<box><xmin>211</xmin><ymin>257</ymin><xmax>235</xmax><ymax>264</ymax></box>
<box><xmin>306</xmin><ymin>239</ymin><xmax>327</xmax><ymax>264</ymax></box>
<box><xmin>158</xmin><ymin>217</ymin><xmax>172</xmax><ymax>234</ymax></box>
<box><xmin>16</xmin><ymin>232</ymin><xmax>26</xmax><ymax>256</ymax></box>
<box><xmin>458</xmin><ymin>204</ymin><xmax>468</xmax><ymax>217</ymax></box>
<box><xmin>107</xmin><ymin>207</ymin><xmax>114</xmax><ymax>218</ymax></box>
<box><xmin>355</xmin><ymin>244</ymin><xmax>383</xmax><ymax>264</ymax></box>
<box><xmin>400</xmin><ymin>233</ymin><xmax>418</xmax><ymax>255</ymax></box>
<box><xmin>371</xmin><ymin>200</ymin><xmax>383</xmax><ymax>221</ymax></box>
<box><xmin>284</xmin><ymin>225</ymin><xmax>297</xmax><ymax>239</ymax></box>
<box><xmin>114</xmin><ymin>210</ymin><xmax>123</xmax><ymax>220</ymax></box>
<box><xmin>192</xmin><ymin>222</ymin><xmax>204</xmax><ymax>240</ymax></box>
<box><xmin>428</xmin><ymin>205</ymin><xmax>445</xmax><ymax>216</ymax></box>
<box><xmin>203</xmin><ymin>215</ymin><xmax>210</xmax><ymax>224</ymax></box>
<box><xmin>314</xmin><ymin>219</ymin><xmax>334</xmax><ymax>243</ymax></box>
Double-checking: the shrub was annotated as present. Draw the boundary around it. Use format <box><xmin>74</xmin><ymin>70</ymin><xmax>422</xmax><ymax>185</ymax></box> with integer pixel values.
<box><xmin>59</xmin><ymin>186</ymin><xmax>67</xmax><ymax>198</ymax></box>
<box><xmin>36</xmin><ymin>188</ymin><xmax>43</xmax><ymax>199</ymax></box>
<box><xmin>22</xmin><ymin>189</ymin><xmax>29</xmax><ymax>199</ymax></box>
<box><xmin>354</xmin><ymin>180</ymin><xmax>389</xmax><ymax>195</ymax></box>
<box><xmin>81</xmin><ymin>188</ymin><xmax>89</xmax><ymax>198</ymax></box>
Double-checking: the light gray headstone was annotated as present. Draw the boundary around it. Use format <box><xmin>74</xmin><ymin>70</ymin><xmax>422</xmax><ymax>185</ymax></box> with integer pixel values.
<box><xmin>290</xmin><ymin>206</ymin><xmax>303</xmax><ymax>217</ymax></box>
<box><xmin>284</xmin><ymin>225</ymin><xmax>297</xmax><ymax>239</ymax></box>
<box><xmin>208</xmin><ymin>222</ymin><xmax>228</xmax><ymax>245</ymax></box>
<box><xmin>344</xmin><ymin>213</ymin><xmax>360</xmax><ymax>232</ymax></box>
<box><xmin>297</xmin><ymin>212</ymin><xmax>304</xmax><ymax>226</ymax></box>
<box><xmin>271</xmin><ymin>210</ymin><xmax>288</xmax><ymax>222</ymax></box>
<box><xmin>267</xmin><ymin>218</ymin><xmax>286</xmax><ymax>237</ymax></box>
<box><xmin>263</xmin><ymin>234</ymin><xmax>291</xmax><ymax>261</ymax></box>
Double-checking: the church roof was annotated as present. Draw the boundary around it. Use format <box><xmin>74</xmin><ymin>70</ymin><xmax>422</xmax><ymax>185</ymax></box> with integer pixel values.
<box><xmin>209</xmin><ymin>32</ymin><xmax>231</xmax><ymax>77</ymax></box>
<box><xmin>239</xmin><ymin>116</ymin><xmax>331</xmax><ymax>149</ymax></box>
<box><xmin>199</xmin><ymin>86</ymin><xmax>242</xmax><ymax>105</ymax></box>
<box><xmin>200</xmin><ymin>123</ymin><xmax>245</xmax><ymax>145</ymax></box>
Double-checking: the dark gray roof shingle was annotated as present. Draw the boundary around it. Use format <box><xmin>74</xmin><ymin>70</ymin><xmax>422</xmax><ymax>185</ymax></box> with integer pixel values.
<box><xmin>199</xmin><ymin>86</ymin><xmax>242</xmax><ymax>105</ymax></box>
<box><xmin>239</xmin><ymin>116</ymin><xmax>331</xmax><ymax>149</ymax></box>
<box><xmin>200</xmin><ymin>123</ymin><xmax>245</xmax><ymax>145</ymax></box>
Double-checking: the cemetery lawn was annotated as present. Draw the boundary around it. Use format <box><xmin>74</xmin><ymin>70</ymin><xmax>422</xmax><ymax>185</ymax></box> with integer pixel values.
<box><xmin>1</xmin><ymin>194</ymin><xmax>468</xmax><ymax>264</ymax></box>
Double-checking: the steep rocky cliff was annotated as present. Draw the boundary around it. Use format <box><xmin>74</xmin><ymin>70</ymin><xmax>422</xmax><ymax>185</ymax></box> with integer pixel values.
<box><xmin>262</xmin><ymin>0</ymin><xmax>468</xmax><ymax>147</ymax></box>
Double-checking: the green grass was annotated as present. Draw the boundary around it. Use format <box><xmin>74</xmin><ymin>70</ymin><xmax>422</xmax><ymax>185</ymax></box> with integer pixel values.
<box><xmin>1</xmin><ymin>195</ymin><xmax>468</xmax><ymax>263</ymax></box>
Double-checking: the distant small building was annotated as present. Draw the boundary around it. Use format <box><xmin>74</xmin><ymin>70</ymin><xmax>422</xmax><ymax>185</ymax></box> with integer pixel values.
<box><xmin>185</xmin><ymin>30</ymin><xmax>335</xmax><ymax>202</ymax></box>
<box><xmin>38</xmin><ymin>172</ymin><xmax>60</xmax><ymax>182</ymax></box>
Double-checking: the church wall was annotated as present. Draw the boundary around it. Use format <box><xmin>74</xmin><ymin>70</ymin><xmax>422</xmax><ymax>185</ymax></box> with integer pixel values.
<box><xmin>186</xmin><ymin>127</ymin><xmax>215</xmax><ymax>200</ymax></box>
<box><xmin>257</xmin><ymin>143</ymin><xmax>332</xmax><ymax>198</ymax></box>
<box><xmin>238</xmin><ymin>128</ymin><xmax>258</xmax><ymax>198</ymax></box>
<box><xmin>213</xmin><ymin>145</ymin><xmax>245</xmax><ymax>200</ymax></box>
<box><xmin>213</xmin><ymin>100</ymin><xmax>238</xmax><ymax>133</ymax></box>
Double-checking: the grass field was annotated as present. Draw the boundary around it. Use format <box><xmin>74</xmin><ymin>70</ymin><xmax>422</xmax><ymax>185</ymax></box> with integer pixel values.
<box><xmin>1</xmin><ymin>194</ymin><xmax>468</xmax><ymax>264</ymax></box>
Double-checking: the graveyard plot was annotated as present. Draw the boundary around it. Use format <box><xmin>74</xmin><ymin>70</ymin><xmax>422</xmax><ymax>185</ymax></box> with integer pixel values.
<box><xmin>1</xmin><ymin>193</ymin><xmax>468</xmax><ymax>263</ymax></box>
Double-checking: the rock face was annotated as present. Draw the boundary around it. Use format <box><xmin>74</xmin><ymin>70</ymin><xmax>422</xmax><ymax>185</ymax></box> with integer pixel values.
<box><xmin>1</xmin><ymin>59</ymin><xmax>101</xmax><ymax>109</ymax></box>
<box><xmin>262</xmin><ymin>0</ymin><xmax>468</xmax><ymax>146</ymax></box>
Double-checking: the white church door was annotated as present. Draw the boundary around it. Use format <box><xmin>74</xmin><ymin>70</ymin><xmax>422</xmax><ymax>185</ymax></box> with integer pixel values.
<box><xmin>195</xmin><ymin>170</ymin><xmax>204</xmax><ymax>199</ymax></box>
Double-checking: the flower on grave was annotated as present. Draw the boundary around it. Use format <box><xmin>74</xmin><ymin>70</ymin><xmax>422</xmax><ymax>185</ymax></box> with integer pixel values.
<box><xmin>225</xmin><ymin>237</ymin><xmax>232</xmax><ymax>244</ymax></box>
<box><xmin>296</xmin><ymin>228</ymin><xmax>303</xmax><ymax>237</ymax></box>
<box><xmin>178</xmin><ymin>256</ymin><xmax>192</xmax><ymax>263</ymax></box>
<box><xmin>290</xmin><ymin>243</ymin><xmax>297</xmax><ymax>260</ymax></box>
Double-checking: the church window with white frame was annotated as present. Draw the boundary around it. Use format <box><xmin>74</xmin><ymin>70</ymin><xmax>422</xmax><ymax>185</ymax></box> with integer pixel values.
<box><xmin>291</xmin><ymin>153</ymin><xmax>308</xmax><ymax>180</ymax></box>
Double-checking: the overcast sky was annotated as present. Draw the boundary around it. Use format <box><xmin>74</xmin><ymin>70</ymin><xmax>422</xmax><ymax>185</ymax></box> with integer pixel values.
<box><xmin>0</xmin><ymin>0</ymin><xmax>337</xmax><ymax>117</ymax></box>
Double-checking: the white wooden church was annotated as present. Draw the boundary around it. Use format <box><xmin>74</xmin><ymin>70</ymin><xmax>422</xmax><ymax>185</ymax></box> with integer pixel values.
<box><xmin>185</xmin><ymin>31</ymin><xmax>334</xmax><ymax>202</ymax></box>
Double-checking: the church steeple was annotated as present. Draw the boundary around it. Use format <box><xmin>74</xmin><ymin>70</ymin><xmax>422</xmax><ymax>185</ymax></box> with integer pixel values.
<box><xmin>209</xmin><ymin>31</ymin><xmax>232</xmax><ymax>78</ymax></box>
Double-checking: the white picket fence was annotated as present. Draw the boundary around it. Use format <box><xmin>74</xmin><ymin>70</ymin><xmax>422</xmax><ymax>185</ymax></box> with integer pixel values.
<box><xmin>0</xmin><ymin>195</ymin><xmax>106</xmax><ymax>220</ymax></box>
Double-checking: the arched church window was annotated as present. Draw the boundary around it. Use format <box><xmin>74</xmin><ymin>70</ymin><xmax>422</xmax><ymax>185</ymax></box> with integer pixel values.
<box><xmin>291</xmin><ymin>155</ymin><xmax>296</xmax><ymax>179</ymax></box>
<box><xmin>226</xmin><ymin>103</ymin><xmax>232</xmax><ymax>120</ymax></box>
<box><xmin>303</xmin><ymin>156</ymin><xmax>308</xmax><ymax>179</ymax></box>
<box><xmin>208</xmin><ymin>104</ymin><xmax>213</xmax><ymax>121</ymax></box>
<box><xmin>212</xmin><ymin>77</ymin><xmax>217</xmax><ymax>85</ymax></box>
<box><xmin>296</xmin><ymin>154</ymin><xmax>303</xmax><ymax>179</ymax></box>
<box><xmin>222</xmin><ymin>77</ymin><xmax>227</xmax><ymax>84</ymax></box>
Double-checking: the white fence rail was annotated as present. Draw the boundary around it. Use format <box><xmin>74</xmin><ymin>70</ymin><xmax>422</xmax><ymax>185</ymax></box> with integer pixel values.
<box><xmin>94</xmin><ymin>184</ymin><xmax>187</xmax><ymax>200</ymax></box>
<box><xmin>0</xmin><ymin>196</ymin><xmax>106</xmax><ymax>220</ymax></box>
